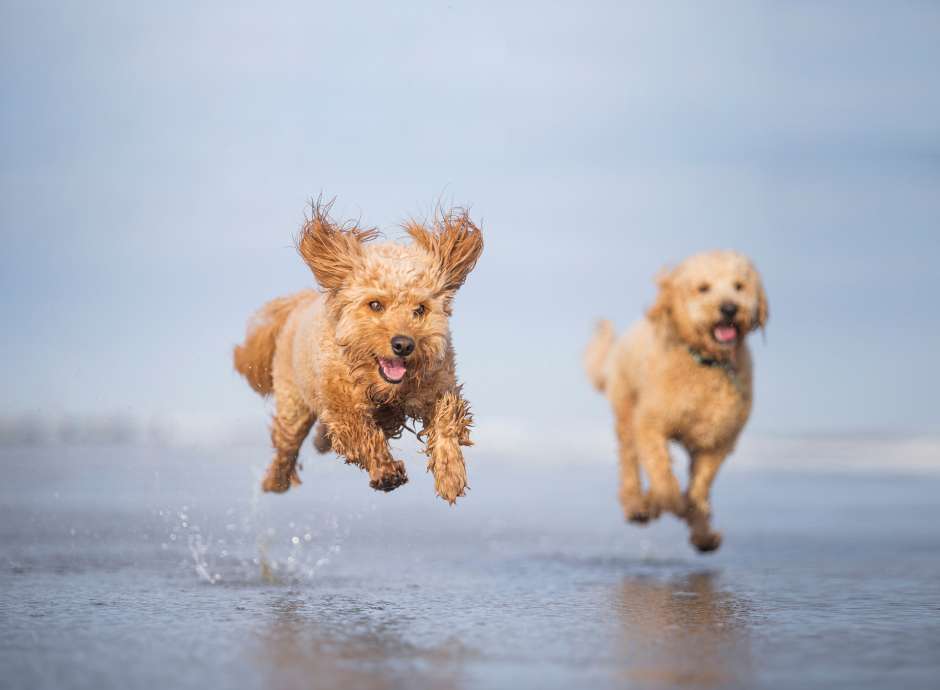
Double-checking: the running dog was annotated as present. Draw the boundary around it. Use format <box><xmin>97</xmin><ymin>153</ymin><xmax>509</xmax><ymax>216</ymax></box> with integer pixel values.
<box><xmin>234</xmin><ymin>200</ymin><xmax>483</xmax><ymax>503</ymax></box>
<box><xmin>585</xmin><ymin>251</ymin><xmax>768</xmax><ymax>551</ymax></box>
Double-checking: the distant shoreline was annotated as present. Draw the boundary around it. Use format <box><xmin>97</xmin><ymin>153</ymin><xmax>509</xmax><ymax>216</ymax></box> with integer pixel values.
<box><xmin>1</xmin><ymin>413</ymin><xmax>937</xmax><ymax>475</ymax></box>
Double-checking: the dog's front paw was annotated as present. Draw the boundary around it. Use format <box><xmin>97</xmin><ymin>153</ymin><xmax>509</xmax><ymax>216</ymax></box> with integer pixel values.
<box><xmin>262</xmin><ymin>461</ymin><xmax>301</xmax><ymax>494</ymax></box>
<box><xmin>690</xmin><ymin>529</ymin><xmax>722</xmax><ymax>553</ymax></box>
<box><xmin>433</xmin><ymin>464</ymin><xmax>468</xmax><ymax>505</ymax></box>
<box><xmin>620</xmin><ymin>491</ymin><xmax>652</xmax><ymax>524</ymax></box>
<box><xmin>369</xmin><ymin>460</ymin><xmax>408</xmax><ymax>492</ymax></box>
<box><xmin>646</xmin><ymin>486</ymin><xmax>687</xmax><ymax>518</ymax></box>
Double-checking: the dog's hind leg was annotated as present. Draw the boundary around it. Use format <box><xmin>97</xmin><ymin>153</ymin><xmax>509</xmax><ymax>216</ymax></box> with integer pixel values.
<box><xmin>684</xmin><ymin>448</ymin><xmax>728</xmax><ymax>552</ymax></box>
<box><xmin>262</xmin><ymin>386</ymin><xmax>316</xmax><ymax>493</ymax></box>
<box><xmin>312</xmin><ymin>423</ymin><xmax>332</xmax><ymax>454</ymax></box>
<box><xmin>614</xmin><ymin>397</ymin><xmax>650</xmax><ymax>523</ymax></box>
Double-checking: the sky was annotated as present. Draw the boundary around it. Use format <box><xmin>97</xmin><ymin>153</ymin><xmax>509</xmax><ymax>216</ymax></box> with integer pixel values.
<box><xmin>1</xmin><ymin>0</ymin><xmax>938</xmax><ymax>442</ymax></box>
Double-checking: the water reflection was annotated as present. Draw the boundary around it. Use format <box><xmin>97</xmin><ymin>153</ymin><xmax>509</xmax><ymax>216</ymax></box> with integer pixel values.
<box><xmin>255</xmin><ymin>594</ymin><xmax>466</xmax><ymax>690</ymax></box>
<box><xmin>614</xmin><ymin>571</ymin><xmax>753</xmax><ymax>688</ymax></box>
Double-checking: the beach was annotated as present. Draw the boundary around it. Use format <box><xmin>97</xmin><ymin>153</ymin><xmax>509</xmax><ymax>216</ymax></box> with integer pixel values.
<box><xmin>2</xmin><ymin>441</ymin><xmax>938</xmax><ymax>690</ymax></box>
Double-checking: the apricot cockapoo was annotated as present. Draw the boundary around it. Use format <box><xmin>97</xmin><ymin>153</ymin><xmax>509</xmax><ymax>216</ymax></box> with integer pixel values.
<box><xmin>234</xmin><ymin>201</ymin><xmax>483</xmax><ymax>504</ymax></box>
<box><xmin>585</xmin><ymin>251</ymin><xmax>768</xmax><ymax>551</ymax></box>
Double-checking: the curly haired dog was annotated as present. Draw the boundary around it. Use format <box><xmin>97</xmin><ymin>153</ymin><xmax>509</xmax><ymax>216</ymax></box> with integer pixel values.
<box><xmin>234</xmin><ymin>201</ymin><xmax>483</xmax><ymax>504</ymax></box>
<box><xmin>585</xmin><ymin>251</ymin><xmax>768</xmax><ymax>552</ymax></box>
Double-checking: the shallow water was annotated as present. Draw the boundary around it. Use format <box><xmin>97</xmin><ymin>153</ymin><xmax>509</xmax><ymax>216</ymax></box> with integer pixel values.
<box><xmin>1</xmin><ymin>445</ymin><xmax>938</xmax><ymax>690</ymax></box>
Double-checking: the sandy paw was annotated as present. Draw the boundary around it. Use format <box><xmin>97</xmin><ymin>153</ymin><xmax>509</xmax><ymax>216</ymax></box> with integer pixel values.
<box><xmin>369</xmin><ymin>460</ymin><xmax>408</xmax><ymax>492</ymax></box>
<box><xmin>261</xmin><ymin>461</ymin><xmax>299</xmax><ymax>494</ymax></box>
<box><xmin>690</xmin><ymin>530</ymin><xmax>723</xmax><ymax>553</ymax></box>
<box><xmin>434</xmin><ymin>471</ymin><xmax>467</xmax><ymax>505</ymax></box>
<box><xmin>620</xmin><ymin>491</ymin><xmax>652</xmax><ymax>524</ymax></box>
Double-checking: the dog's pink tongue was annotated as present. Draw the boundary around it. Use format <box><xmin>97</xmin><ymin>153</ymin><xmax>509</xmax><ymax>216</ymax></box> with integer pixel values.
<box><xmin>714</xmin><ymin>325</ymin><xmax>738</xmax><ymax>343</ymax></box>
<box><xmin>379</xmin><ymin>357</ymin><xmax>407</xmax><ymax>380</ymax></box>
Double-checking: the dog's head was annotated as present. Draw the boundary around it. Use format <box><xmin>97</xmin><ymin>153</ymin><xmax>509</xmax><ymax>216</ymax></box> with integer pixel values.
<box><xmin>298</xmin><ymin>201</ymin><xmax>483</xmax><ymax>395</ymax></box>
<box><xmin>648</xmin><ymin>250</ymin><xmax>768</xmax><ymax>359</ymax></box>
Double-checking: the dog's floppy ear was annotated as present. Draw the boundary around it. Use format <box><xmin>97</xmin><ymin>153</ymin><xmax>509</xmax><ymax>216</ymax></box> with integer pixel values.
<box><xmin>754</xmin><ymin>273</ymin><xmax>769</xmax><ymax>331</ymax></box>
<box><xmin>297</xmin><ymin>198</ymin><xmax>378</xmax><ymax>291</ymax></box>
<box><xmin>406</xmin><ymin>208</ymin><xmax>483</xmax><ymax>294</ymax></box>
<box><xmin>647</xmin><ymin>266</ymin><xmax>675</xmax><ymax>323</ymax></box>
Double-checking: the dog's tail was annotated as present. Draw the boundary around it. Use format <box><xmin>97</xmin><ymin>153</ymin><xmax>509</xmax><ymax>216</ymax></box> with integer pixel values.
<box><xmin>233</xmin><ymin>291</ymin><xmax>316</xmax><ymax>396</ymax></box>
<box><xmin>584</xmin><ymin>319</ymin><xmax>615</xmax><ymax>392</ymax></box>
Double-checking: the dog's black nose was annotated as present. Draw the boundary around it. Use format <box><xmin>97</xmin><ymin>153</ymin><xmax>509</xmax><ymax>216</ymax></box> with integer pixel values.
<box><xmin>720</xmin><ymin>301</ymin><xmax>739</xmax><ymax>319</ymax></box>
<box><xmin>390</xmin><ymin>335</ymin><xmax>415</xmax><ymax>357</ymax></box>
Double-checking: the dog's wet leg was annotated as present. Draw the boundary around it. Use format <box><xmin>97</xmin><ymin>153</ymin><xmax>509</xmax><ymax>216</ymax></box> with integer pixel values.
<box><xmin>262</xmin><ymin>388</ymin><xmax>316</xmax><ymax>493</ymax></box>
<box><xmin>319</xmin><ymin>409</ymin><xmax>408</xmax><ymax>492</ymax></box>
<box><xmin>424</xmin><ymin>390</ymin><xmax>473</xmax><ymax>504</ymax></box>
<box><xmin>685</xmin><ymin>449</ymin><xmax>727</xmax><ymax>552</ymax></box>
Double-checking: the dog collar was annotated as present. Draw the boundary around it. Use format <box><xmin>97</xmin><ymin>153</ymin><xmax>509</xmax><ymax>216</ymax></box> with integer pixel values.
<box><xmin>688</xmin><ymin>347</ymin><xmax>743</xmax><ymax>392</ymax></box>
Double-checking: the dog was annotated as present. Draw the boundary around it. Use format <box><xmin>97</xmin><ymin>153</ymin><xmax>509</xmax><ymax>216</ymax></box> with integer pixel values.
<box><xmin>234</xmin><ymin>200</ymin><xmax>483</xmax><ymax>504</ymax></box>
<box><xmin>584</xmin><ymin>250</ymin><xmax>768</xmax><ymax>551</ymax></box>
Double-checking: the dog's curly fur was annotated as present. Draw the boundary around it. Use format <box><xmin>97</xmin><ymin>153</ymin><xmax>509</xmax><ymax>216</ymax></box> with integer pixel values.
<box><xmin>234</xmin><ymin>200</ymin><xmax>483</xmax><ymax>504</ymax></box>
<box><xmin>585</xmin><ymin>250</ymin><xmax>768</xmax><ymax>552</ymax></box>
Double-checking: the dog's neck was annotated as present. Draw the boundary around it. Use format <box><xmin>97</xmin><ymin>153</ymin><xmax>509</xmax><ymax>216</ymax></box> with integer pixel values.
<box><xmin>687</xmin><ymin>345</ymin><xmax>745</xmax><ymax>393</ymax></box>
<box><xmin>688</xmin><ymin>346</ymin><xmax>732</xmax><ymax>369</ymax></box>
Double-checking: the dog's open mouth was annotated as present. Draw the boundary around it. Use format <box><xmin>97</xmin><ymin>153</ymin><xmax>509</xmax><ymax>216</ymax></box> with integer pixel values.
<box><xmin>712</xmin><ymin>323</ymin><xmax>739</xmax><ymax>346</ymax></box>
<box><xmin>377</xmin><ymin>357</ymin><xmax>407</xmax><ymax>384</ymax></box>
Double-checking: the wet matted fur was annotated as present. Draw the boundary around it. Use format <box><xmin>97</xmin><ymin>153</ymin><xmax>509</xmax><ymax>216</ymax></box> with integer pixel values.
<box><xmin>234</xmin><ymin>200</ymin><xmax>483</xmax><ymax>503</ymax></box>
<box><xmin>585</xmin><ymin>251</ymin><xmax>768</xmax><ymax>552</ymax></box>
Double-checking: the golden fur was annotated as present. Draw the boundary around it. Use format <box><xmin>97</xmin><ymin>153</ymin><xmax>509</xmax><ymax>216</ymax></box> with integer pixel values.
<box><xmin>234</xmin><ymin>200</ymin><xmax>483</xmax><ymax>503</ymax></box>
<box><xmin>585</xmin><ymin>251</ymin><xmax>768</xmax><ymax>552</ymax></box>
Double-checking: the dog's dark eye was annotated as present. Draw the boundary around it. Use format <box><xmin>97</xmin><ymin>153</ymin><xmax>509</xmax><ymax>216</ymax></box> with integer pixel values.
<box><xmin>413</xmin><ymin>304</ymin><xmax>426</xmax><ymax>318</ymax></box>
<box><xmin>734</xmin><ymin>281</ymin><xmax>744</xmax><ymax>292</ymax></box>
<box><xmin>368</xmin><ymin>300</ymin><xmax>384</xmax><ymax>312</ymax></box>
<box><xmin>698</xmin><ymin>283</ymin><xmax>711</xmax><ymax>294</ymax></box>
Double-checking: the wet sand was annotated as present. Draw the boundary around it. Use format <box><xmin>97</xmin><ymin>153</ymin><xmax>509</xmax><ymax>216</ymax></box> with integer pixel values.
<box><xmin>1</xmin><ymin>445</ymin><xmax>938</xmax><ymax>689</ymax></box>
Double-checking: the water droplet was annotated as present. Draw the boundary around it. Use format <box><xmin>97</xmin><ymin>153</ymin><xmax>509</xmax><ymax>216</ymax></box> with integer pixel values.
<box><xmin>304</xmin><ymin>533</ymin><xmax>312</xmax><ymax>542</ymax></box>
<box><xmin>291</xmin><ymin>536</ymin><xmax>300</xmax><ymax>545</ymax></box>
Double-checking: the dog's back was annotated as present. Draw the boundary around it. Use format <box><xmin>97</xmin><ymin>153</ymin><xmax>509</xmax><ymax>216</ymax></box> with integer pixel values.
<box><xmin>233</xmin><ymin>290</ymin><xmax>318</xmax><ymax>396</ymax></box>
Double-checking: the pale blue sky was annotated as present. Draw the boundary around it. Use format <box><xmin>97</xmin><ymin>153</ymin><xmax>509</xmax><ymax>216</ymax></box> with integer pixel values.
<box><xmin>1</xmin><ymin>0</ymin><xmax>938</xmax><ymax>436</ymax></box>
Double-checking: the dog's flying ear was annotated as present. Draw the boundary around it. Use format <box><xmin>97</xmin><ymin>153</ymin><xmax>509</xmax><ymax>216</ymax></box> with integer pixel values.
<box><xmin>297</xmin><ymin>199</ymin><xmax>378</xmax><ymax>291</ymax></box>
<box><xmin>647</xmin><ymin>266</ymin><xmax>675</xmax><ymax>323</ymax></box>
<box><xmin>406</xmin><ymin>209</ymin><xmax>483</xmax><ymax>294</ymax></box>
<box><xmin>754</xmin><ymin>271</ymin><xmax>769</xmax><ymax>331</ymax></box>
